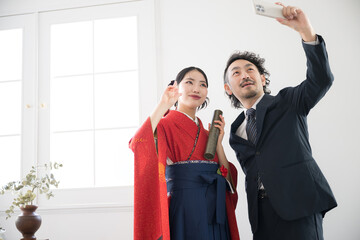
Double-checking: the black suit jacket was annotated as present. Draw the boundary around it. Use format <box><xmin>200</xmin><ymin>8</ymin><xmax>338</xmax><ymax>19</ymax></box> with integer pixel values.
<box><xmin>229</xmin><ymin>35</ymin><xmax>337</xmax><ymax>233</ymax></box>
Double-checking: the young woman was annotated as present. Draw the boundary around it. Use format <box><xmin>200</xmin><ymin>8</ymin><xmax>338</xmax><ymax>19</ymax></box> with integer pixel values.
<box><xmin>129</xmin><ymin>67</ymin><xmax>239</xmax><ymax>240</ymax></box>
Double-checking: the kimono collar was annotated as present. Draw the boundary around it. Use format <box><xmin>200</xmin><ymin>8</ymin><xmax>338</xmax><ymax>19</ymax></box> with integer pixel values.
<box><xmin>166</xmin><ymin>110</ymin><xmax>202</xmax><ymax>140</ymax></box>
<box><xmin>177</xmin><ymin>110</ymin><xmax>199</xmax><ymax>125</ymax></box>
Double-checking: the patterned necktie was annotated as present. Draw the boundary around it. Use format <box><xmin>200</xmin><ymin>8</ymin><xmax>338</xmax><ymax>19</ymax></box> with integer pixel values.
<box><xmin>246</xmin><ymin>108</ymin><xmax>264</xmax><ymax>189</ymax></box>
<box><xmin>246</xmin><ymin>108</ymin><xmax>257</xmax><ymax>144</ymax></box>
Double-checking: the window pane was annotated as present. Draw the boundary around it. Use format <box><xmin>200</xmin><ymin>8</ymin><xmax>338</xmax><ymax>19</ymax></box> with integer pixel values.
<box><xmin>49</xmin><ymin>15</ymin><xmax>139</xmax><ymax>188</ymax></box>
<box><xmin>51</xmin><ymin>75</ymin><xmax>93</xmax><ymax>132</ymax></box>
<box><xmin>94</xmin><ymin>71</ymin><xmax>139</xmax><ymax>129</ymax></box>
<box><xmin>0</xmin><ymin>29</ymin><xmax>22</xmax><ymax>81</ymax></box>
<box><xmin>0</xmin><ymin>136</ymin><xmax>21</xmax><ymax>186</ymax></box>
<box><xmin>51</xmin><ymin>21</ymin><xmax>93</xmax><ymax>77</ymax></box>
<box><xmin>0</xmin><ymin>82</ymin><xmax>21</xmax><ymax>135</ymax></box>
<box><xmin>95</xmin><ymin>128</ymin><xmax>136</xmax><ymax>187</ymax></box>
<box><xmin>94</xmin><ymin>16</ymin><xmax>138</xmax><ymax>73</ymax></box>
<box><xmin>51</xmin><ymin>132</ymin><xmax>94</xmax><ymax>188</ymax></box>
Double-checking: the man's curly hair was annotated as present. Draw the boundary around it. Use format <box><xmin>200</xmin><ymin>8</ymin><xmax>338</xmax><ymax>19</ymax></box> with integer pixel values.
<box><xmin>223</xmin><ymin>51</ymin><xmax>271</xmax><ymax>108</ymax></box>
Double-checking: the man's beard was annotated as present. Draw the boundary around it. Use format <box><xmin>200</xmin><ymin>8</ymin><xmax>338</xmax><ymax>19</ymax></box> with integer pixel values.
<box><xmin>242</xmin><ymin>89</ymin><xmax>258</xmax><ymax>99</ymax></box>
<box><xmin>240</xmin><ymin>78</ymin><xmax>258</xmax><ymax>99</ymax></box>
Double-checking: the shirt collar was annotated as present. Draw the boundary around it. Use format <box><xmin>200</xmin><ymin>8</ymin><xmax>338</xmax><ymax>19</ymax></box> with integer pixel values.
<box><xmin>245</xmin><ymin>93</ymin><xmax>264</xmax><ymax>116</ymax></box>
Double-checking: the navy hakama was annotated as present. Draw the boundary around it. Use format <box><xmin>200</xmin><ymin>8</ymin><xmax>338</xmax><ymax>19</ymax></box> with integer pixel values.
<box><xmin>166</xmin><ymin>162</ymin><xmax>230</xmax><ymax>240</ymax></box>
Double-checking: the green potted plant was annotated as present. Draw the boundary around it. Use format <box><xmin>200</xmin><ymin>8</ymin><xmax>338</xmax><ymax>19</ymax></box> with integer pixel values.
<box><xmin>0</xmin><ymin>162</ymin><xmax>62</xmax><ymax>240</ymax></box>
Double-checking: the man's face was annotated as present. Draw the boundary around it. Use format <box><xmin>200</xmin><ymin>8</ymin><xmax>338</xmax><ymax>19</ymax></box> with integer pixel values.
<box><xmin>224</xmin><ymin>59</ymin><xmax>265</xmax><ymax>103</ymax></box>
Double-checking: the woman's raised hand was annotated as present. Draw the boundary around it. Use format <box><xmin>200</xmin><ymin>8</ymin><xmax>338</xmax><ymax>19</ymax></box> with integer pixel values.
<box><xmin>150</xmin><ymin>82</ymin><xmax>182</xmax><ymax>133</ymax></box>
<box><xmin>150</xmin><ymin>81</ymin><xmax>182</xmax><ymax>133</ymax></box>
<box><xmin>160</xmin><ymin>81</ymin><xmax>182</xmax><ymax>109</ymax></box>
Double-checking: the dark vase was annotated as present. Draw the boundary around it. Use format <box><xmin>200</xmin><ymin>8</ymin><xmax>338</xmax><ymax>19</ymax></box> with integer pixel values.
<box><xmin>15</xmin><ymin>205</ymin><xmax>42</xmax><ymax>240</ymax></box>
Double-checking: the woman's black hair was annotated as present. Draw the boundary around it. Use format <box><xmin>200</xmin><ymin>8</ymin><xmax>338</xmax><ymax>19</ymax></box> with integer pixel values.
<box><xmin>170</xmin><ymin>66</ymin><xmax>209</xmax><ymax>110</ymax></box>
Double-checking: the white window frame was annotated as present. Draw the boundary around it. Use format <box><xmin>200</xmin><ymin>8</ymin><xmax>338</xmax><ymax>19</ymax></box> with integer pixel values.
<box><xmin>0</xmin><ymin>13</ymin><xmax>37</xmax><ymax>209</ymax></box>
<box><xmin>0</xmin><ymin>0</ymin><xmax>157</xmax><ymax>210</ymax></box>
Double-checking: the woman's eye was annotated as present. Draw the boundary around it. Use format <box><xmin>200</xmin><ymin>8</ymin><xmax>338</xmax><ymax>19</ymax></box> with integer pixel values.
<box><xmin>186</xmin><ymin>81</ymin><xmax>193</xmax><ymax>84</ymax></box>
<box><xmin>201</xmin><ymin>84</ymin><xmax>207</xmax><ymax>87</ymax></box>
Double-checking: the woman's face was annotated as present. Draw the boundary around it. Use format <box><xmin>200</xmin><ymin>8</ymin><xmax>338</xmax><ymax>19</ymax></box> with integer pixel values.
<box><xmin>177</xmin><ymin>70</ymin><xmax>208</xmax><ymax>109</ymax></box>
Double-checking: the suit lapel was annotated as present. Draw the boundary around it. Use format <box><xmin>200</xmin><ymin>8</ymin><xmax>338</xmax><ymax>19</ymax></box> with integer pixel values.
<box><xmin>229</xmin><ymin>111</ymin><xmax>256</xmax><ymax>165</ymax></box>
<box><xmin>230</xmin><ymin>111</ymin><xmax>252</xmax><ymax>146</ymax></box>
<box><xmin>231</xmin><ymin>111</ymin><xmax>245</xmax><ymax>134</ymax></box>
<box><xmin>256</xmin><ymin>94</ymin><xmax>275</xmax><ymax>144</ymax></box>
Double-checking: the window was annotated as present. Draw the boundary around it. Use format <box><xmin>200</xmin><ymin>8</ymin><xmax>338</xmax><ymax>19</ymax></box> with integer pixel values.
<box><xmin>38</xmin><ymin>1</ymin><xmax>157</xmax><ymax>207</ymax></box>
<box><xmin>49</xmin><ymin>16</ymin><xmax>138</xmax><ymax>188</ymax></box>
<box><xmin>0</xmin><ymin>28</ymin><xmax>22</xmax><ymax>186</ymax></box>
<box><xmin>0</xmin><ymin>0</ymin><xmax>157</xmax><ymax>208</ymax></box>
<box><xmin>0</xmin><ymin>13</ymin><xmax>37</xmax><ymax>209</ymax></box>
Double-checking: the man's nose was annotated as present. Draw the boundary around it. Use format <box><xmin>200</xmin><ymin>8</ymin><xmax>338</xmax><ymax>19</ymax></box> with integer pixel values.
<box><xmin>240</xmin><ymin>71</ymin><xmax>249</xmax><ymax>80</ymax></box>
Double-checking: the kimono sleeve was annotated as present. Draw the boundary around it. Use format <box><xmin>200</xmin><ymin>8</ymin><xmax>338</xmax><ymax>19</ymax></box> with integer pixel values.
<box><xmin>129</xmin><ymin>117</ymin><xmax>170</xmax><ymax>240</ymax></box>
<box><xmin>226</xmin><ymin>162</ymin><xmax>240</xmax><ymax>240</ymax></box>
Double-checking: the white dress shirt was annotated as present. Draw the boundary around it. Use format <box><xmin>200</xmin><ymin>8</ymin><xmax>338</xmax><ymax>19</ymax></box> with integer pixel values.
<box><xmin>235</xmin><ymin>93</ymin><xmax>264</xmax><ymax>140</ymax></box>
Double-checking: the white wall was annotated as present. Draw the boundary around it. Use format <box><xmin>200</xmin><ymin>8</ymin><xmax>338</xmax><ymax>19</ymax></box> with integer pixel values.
<box><xmin>1</xmin><ymin>0</ymin><xmax>359</xmax><ymax>239</ymax></box>
<box><xmin>157</xmin><ymin>0</ymin><xmax>360</xmax><ymax>239</ymax></box>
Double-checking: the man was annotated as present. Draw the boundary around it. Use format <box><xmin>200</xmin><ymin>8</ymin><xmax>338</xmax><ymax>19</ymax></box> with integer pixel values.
<box><xmin>223</xmin><ymin>4</ymin><xmax>337</xmax><ymax>240</ymax></box>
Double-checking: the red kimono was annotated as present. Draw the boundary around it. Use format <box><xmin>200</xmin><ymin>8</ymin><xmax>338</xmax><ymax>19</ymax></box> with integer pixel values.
<box><xmin>129</xmin><ymin>110</ymin><xmax>239</xmax><ymax>240</ymax></box>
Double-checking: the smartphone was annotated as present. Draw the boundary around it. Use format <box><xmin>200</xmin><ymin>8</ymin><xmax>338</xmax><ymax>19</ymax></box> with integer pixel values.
<box><xmin>252</xmin><ymin>0</ymin><xmax>284</xmax><ymax>19</ymax></box>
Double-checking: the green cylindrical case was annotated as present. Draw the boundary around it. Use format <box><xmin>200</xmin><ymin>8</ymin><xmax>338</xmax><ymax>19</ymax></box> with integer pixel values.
<box><xmin>204</xmin><ymin>109</ymin><xmax>223</xmax><ymax>160</ymax></box>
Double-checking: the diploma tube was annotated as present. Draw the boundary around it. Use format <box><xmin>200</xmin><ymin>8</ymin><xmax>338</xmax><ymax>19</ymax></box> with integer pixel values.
<box><xmin>204</xmin><ymin>109</ymin><xmax>223</xmax><ymax>160</ymax></box>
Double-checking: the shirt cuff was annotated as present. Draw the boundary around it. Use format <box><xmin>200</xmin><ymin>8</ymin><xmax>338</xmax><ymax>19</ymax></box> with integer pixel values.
<box><xmin>303</xmin><ymin>35</ymin><xmax>320</xmax><ymax>45</ymax></box>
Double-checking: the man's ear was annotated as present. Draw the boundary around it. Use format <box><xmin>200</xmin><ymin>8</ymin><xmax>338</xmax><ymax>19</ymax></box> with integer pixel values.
<box><xmin>224</xmin><ymin>83</ymin><xmax>233</xmax><ymax>95</ymax></box>
<box><xmin>261</xmin><ymin>75</ymin><xmax>266</xmax><ymax>86</ymax></box>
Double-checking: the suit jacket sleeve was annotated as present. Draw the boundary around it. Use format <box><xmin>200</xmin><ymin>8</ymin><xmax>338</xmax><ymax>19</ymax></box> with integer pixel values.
<box><xmin>282</xmin><ymin>35</ymin><xmax>334</xmax><ymax>115</ymax></box>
